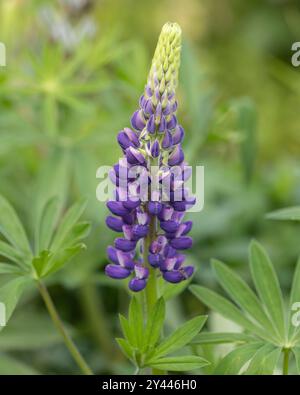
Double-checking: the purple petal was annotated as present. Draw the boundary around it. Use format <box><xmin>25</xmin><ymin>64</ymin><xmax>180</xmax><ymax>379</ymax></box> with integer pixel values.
<box><xmin>129</xmin><ymin>278</ymin><xmax>147</xmax><ymax>292</ymax></box>
<box><xmin>123</xmin><ymin>199</ymin><xmax>141</xmax><ymax>210</ymax></box>
<box><xmin>161</xmin><ymin>130</ymin><xmax>172</xmax><ymax>149</ymax></box>
<box><xmin>168</xmin><ymin>145</ymin><xmax>184</xmax><ymax>166</ymax></box>
<box><xmin>163</xmin><ymin>270</ymin><xmax>184</xmax><ymax>283</ymax></box>
<box><xmin>158</xmin><ymin>116</ymin><xmax>167</xmax><ymax>133</ymax></box>
<box><xmin>134</xmin><ymin>264</ymin><xmax>149</xmax><ymax>279</ymax></box>
<box><xmin>172</xmin><ymin>201</ymin><xmax>186</xmax><ymax>212</ymax></box>
<box><xmin>124</xmin><ymin>127</ymin><xmax>140</xmax><ymax>147</ymax></box>
<box><xmin>148</xmin><ymin>201</ymin><xmax>163</xmax><ymax>215</ymax></box>
<box><xmin>132</xmin><ymin>224</ymin><xmax>149</xmax><ymax>239</ymax></box>
<box><xmin>182</xmin><ymin>266</ymin><xmax>194</xmax><ymax>279</ymax></box>
<box><xmin>105</xmin><ymin>264</ymin><xmax>131</xmax><ymax>279</ymax></box>
<box><xmin>131</xmin><ymin>110</ymin><xmax>145</xmax><ymax>131</ymax></box>
<box><xmin>107</xmin><ymin>201</ymin><xmax>129</xmax><ymax>216</ymax></box>
<box><xmin>115</xmin><ymin>238</ymin><xmax>137</xmax><ymax>252</ymax></box>
<box><xmin>172</xmin><ymin>125</ymin><xmax>184</xmax><ymax>145</ymax></box>
<box><xmin>150</xmin><ymin>140</ymin><xmax>160</xmax><ymax>158</ymax></box>
<box><xmin>106</xmin><ymin>216</ymin><xmax>124</xmax><ymax>232</ymax></box>
<box><xmin>107</xmin><ymin>246</ymin><xmax>118</xmax><ymax>264</ymax></box>
<box><xmin>125</xmin><ymin>147</ymin><xmax>146</xmax><ymax>165</ymax></box>
<box><xmin>170</xmin><ymin>236</ymin><xmax>193</xmax><ymax>250</ymax></box>
<box><xmin>160</xmin><ymin>220</ymin><xmax>179</xmax><ymax>233</ymax></box>
<box><xmin>167</xmin><ymin>114</ymin><xmax>177</xmax><ymax>130</ymax></box>
<box><xmin>146</xmin><ymin>115</ymin><xmax>156</xmax><ymax>134</ymax></box>
<box><xmin>148</xmin><ymin>253</ymin><xmax>162</xmax><ymax>268</ymax></box>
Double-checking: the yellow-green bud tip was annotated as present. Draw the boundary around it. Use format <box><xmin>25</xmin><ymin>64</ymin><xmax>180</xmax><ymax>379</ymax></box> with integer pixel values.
<box><xmin>148</xmin><ymin>22</ymin><xmax>182</xmax><ymax>92</ymax></box>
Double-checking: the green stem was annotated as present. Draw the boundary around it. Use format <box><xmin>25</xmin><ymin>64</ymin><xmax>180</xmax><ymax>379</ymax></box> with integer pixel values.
<box><xmin>37</xmin><ymin>280</ymin><xmax>93</xmax><ymax>375</ymax></box>
<box><xmin>143</xmin><ymin>215</ymin><xmax>166</xmax><ymax>375</ymax></box>
<box><xmin>282</xmin><ymin>348</ymin><xmax>290</xmax><ymax>375</ymax></box>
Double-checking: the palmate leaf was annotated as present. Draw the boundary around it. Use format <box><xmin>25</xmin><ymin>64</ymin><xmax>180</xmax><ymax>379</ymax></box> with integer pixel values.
<box><xmin>189</xmin><ymin>240</ymin><xmax>300</xmax><ymax>375</ymax></box>
<box><xmin>116</xmin><ymin>297</ymin><xmax>209</xmax><ymax>373</ymax></box>
<box><xmin>35</xmin><ymin>196</ymin><xmax>61</xmax><ymax>253</ymax></box>
<box><xmin>249</xmin><ymin>241</ymin><xmax>286</xmax><ymax>339</ymax></box>
<box><xmin>0</xmin><ymin>277</ymin><xmax>31</xmax><ymax>332</ymax></box>
<box><xmin>0</xmin><ymin>195</ymin><xmax>32</xmax><ymax>259</ymax></box>
<box><xmin>50</xmin><ymin>198</ymin><xmax>88</xmax><ymax>251</ymax></box>
<box><xmin>212</xmin><ymin>259</ymin><xmax>279</xmax><ymax>341</ymax></box>
<box><xmin>244</xmin><ymin>344</ymin><xmax>281</xmax><ymax>375</ymax></box>
<box><xmin>214</xmin><ymin>342</ymin><xmax>264</xmax><ymax>374</ymax></box>
<box><xmin>189</xmin><ymin>285</ymin><xmax>274</xmax><ymax>343</ymax></box>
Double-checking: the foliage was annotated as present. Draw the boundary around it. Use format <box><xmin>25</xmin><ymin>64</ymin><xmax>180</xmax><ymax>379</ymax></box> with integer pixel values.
<box><xmin>190</xmin><ymin>241</ymin><xmax>300</xmax><ymax>374</ymax></box>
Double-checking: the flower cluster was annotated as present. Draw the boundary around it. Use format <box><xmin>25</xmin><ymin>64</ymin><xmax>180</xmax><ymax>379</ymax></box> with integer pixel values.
<box><xmin>105</xmin><ymin>23</ymin><xmax>195</xmax><ymax>292</ymax></box>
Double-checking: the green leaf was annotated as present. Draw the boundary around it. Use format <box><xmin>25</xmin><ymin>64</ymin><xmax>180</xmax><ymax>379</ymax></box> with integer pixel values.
<box><xmin>50</xmin><ymin>198</ymin><xmax>88</xmax><ymax>252</ymax></box>
<box><xmin>41</xmin><ymin>243</ymin><xmax>86</xmax><ymax>277</ymax></box>
<box><xmin>0</xmin><ymin>277</ymin><xmax>31</xmax><ymax>332</ymax></box>
<box><xmin>128</xmin><ymin>297</ymin><xmax>144</xmax><ymax>349</ymax></box>
<box><xmin>249</xmin><ymin>241</ymin><xmax>285</xmax><ymax>340</ymax></box>
<box><xmin>190</xmin><ymin>285</ymin><xmax>272</xmax><ymax>342</ymax></box>
<box><xmin>32</xmin><ymin>250</ymin><xmax>53</xmax><ymax>278</ymax></box>
<box><xmin>212</xmin><ymin>259</ymin><xmax>278</xmax><ymax>340</ymax></box>
<box><xmin>62</xmin><ymin>221</ymin><xmax>91</xmax><ymax>248</ymax></box>
<box><xmin>266</xmin><ymin>206</ymin><xmax>300</xmax><ymax>221</ymax></box>
<box><xmin>35</xmin><ymin>196</ymin><xmax>60</xmax><ymax>252</ymax></box>
<box><xmin>143</xmin><ymin>297</ymin><xmax>165</xmax><ymax>351</ymax></box>
<box><xmin>148</xmin><ymin>355</ymin><xmax>209</xmax><ymax>372</ymax></box>
<box><xmin>0</xmin><ymin>354</ymin><xmax>39</xmax><ymax>375</ymax></box>
<box><xmin>0</xmin><ymin>263</ymin><xmax>25</xmax><ymax>275</ymax></box>
<box><xmin>0</xmin><ymin>240</ymin><xmax>28</xmax><ymax>268</ymax></box>
<box><xmin>244</xmin><ymin>344</ymin><xmax>280</xmax><ymax>375</ymax></box>
<box><xmin>150</xmin><ymin>315</ymin><xmax>207</xmax><ymax>359</ymax></box>
<box><xmin>0</xmin><ymin>195</ymin><xmax>32</xmax><ymax>257</ymax></box>
<box><xmin>119</xmin><ymin>314</ymin><xmax>134</xmax><ymax>347</ymax></box>
<box><xmin>289</xmin><ymin>256</ymin><xmax>300</xmax><ymax>341</ymax></box>
<box><xmin>116</xmin><ymin>338</ymin><xmax>134</xmax><ymax>362</ymax></box>
<box><xmin>214</xmin><ymin>342</ymin><xmax>263</xmax><ymax>374</ymax></box>
<box><xmin>191</xmin><ymin>332</ymin><xmax>254</xmax><ymax>345</ymax></box>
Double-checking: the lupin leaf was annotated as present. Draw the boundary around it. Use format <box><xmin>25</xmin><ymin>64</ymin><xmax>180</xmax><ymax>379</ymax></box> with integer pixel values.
<box><xmin>212</xmin><ymin>259</ymin><xmax>278</xmax><ymax>339</ymax></box>
<box><xmin>149</xmin><ymin>315</ymin><xmax>207</xmax><ymax>359</ymax></box>
<box><xmin>148</xmin><ymin>355</ymin><xmax>209</xmax><ymax>372</ymax></box>
<box><xmin>214</xmin><ymin>342</ymin><xmax>263</xmax><ymax>374</ymax></box>
<box><xmin>128</xmin><ymin>297</ymin><xmax>144</xmax><ymax>349</ymax></box>
<box><xmin>0</xmin><ymin>195</ymin><xmax>32</xmax><ymax>258</ymax></box>
<box><xmin>143</xmin><ymin>297</ymin><xmax>165</xmax><ymax>351</ymax></box>
<box><xmin>249</xmin><ymin>241</ymin><xmax>285</xmax><ymax>340</ymax></box>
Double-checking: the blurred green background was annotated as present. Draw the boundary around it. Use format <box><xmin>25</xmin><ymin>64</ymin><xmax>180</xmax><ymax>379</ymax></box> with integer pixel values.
<box><xmin>0</xmin><ymin>0</ymin><xmax>299</xmax><ymax>374</ymax></box>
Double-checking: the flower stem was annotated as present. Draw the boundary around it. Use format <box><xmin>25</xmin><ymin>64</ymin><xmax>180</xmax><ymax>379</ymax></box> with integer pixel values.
<box><xmin>282</xmin><ymin>348</ymin><xmax>290</xmax><ymax>375</ymax></box>
<box><xmin>37</xmin><ymin>280</ymin><xmax>93</xmax><ymax>375</ymax></box>
<box><xmin>143</xmin><ymin>215</ymin><xmax>166</xmax><ymax>375</ymax></box>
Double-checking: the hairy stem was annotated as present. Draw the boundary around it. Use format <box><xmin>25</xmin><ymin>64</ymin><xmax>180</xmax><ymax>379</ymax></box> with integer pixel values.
<box><xmin>37</xmin><ymin>280</ymin><xmax>93</xmax><ymax>375</ymax></box>
<box><xmin>282</xmin><ymin>348</ymin><xmax>290</xmax><ymax>375</ymax></box>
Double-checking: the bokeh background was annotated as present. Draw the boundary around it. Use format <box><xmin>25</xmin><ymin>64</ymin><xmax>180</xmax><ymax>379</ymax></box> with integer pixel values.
<box><xmin>0</xmin><ymin>0</ymin><xmax>299</xmax><ymax>374</ymax></box>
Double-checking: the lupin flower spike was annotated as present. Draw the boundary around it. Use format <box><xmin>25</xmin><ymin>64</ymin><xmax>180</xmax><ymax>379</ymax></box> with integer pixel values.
<box><xmin>105</xmin><ymin>22</ymin><xmax>195</xmax><ymax>292</ymax></box>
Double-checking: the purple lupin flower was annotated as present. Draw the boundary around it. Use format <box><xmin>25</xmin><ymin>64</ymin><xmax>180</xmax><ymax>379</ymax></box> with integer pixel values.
<box><xmin>105</xmin><ymin>22</ymin><xmax>195</xmax><ymax>291</ymax></box>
